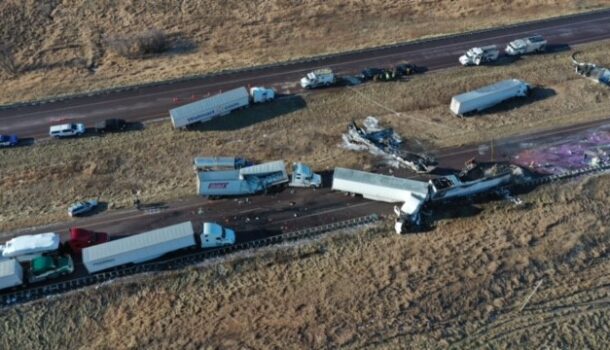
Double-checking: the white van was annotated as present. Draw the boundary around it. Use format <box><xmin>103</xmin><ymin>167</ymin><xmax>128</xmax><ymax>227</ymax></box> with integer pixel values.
<box><xmin>49</xmin><ymin>123</ymin><xmax>86</xmax><ymax>137</ymax></box>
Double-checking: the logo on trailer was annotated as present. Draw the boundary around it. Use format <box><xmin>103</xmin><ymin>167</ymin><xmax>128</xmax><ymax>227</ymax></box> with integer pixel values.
<box><xmin>208</xmin><ymin>182</ymin><xmax>229</xmax><ymax>189</ymax></box>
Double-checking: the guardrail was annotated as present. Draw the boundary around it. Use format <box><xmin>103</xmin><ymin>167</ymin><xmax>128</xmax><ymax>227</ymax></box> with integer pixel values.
<box><xmin>0</xmin><ymin>214</ymin><xmax>380</xmax><ymax>307</ymax></box>
<box><xmin>519</xmin><ymin>162</ymin><xmax>610</xmax><ymax>188</ymax></box>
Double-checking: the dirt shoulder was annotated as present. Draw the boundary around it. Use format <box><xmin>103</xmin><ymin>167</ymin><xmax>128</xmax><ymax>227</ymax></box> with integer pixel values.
<box><xmin>1</xmin><ymin>174</ymin><xmax>608</xmax><ymax>349</ymax></box>
<box><xmin>0</xmin><ymin>1</ymin><xmax>606</xmax><ymax>104</ymax></box>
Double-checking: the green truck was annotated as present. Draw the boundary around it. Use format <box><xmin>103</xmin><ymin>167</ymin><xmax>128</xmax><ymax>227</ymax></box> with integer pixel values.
<box><xmin>27</xmin><ymin>254</ymin><xmax>74</xmax><ymax>283</ymax></box>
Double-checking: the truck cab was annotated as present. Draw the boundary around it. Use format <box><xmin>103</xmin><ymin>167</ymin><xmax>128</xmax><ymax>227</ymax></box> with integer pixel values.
<box><xmin>249</xmin><ymin>86</ymin><xmax>275</xmax><ymax>103</ymax></box>
<box><xmin>505</xmin><ymin>35</ymin><xmax>546</xmax><ymax>56</ymax></box>
<box><xmin>27</xmin><ymin>254</ymin><xmax>74</xmax><ymax>283</ymax></box>
<box><xmin>300</xmin><ymin>69</ymin><xmax>336</xmax><ymax>89</ymax></box>
<box><xmin>68</xmin><ymin>228</ymin><xmax>110</xmax><ymax>254</ymax></box>
<box><xmin>200</xmin><ymin>223</ymin><xmax>236</xmax><ymax>248</ymax></box>
<box><xmin>459</xmin><ymin>45</ymin><xmax>499</xmax><ymax>66</ymax></box>
<box><xmin>289</xmin><ymin>162</ymin><xmax>322</xmax><ymax>188</ymax></box>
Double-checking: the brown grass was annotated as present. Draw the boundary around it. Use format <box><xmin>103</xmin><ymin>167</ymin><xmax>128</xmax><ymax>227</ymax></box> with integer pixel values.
<box><xmin>1</xmin><ymin>39</ymin><xmax>610</xmax><ymax>232</ymax></box>
<box><xmin>1</xmin><ymin>174</ymin><xmax>608</xmax><ymax>349</ymax></box>
<box><xmin>0</xmin><ymin>0</ymin><xmax>607</xmax><ymax>104</ymax></box>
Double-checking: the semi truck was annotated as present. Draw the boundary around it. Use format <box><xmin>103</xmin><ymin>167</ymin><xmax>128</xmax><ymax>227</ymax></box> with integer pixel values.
<box><xmin>0</xmin><ymin>233</ymin><xmax>61</xmax><ymax>262</ymax></box>
<box><xmin>300</xmin><ymin>68</ymin><xmax>336</xmax><ymax>89</ymax></box>
<box><xmin>459</xmin><ymin>45</ymin><xmax>500</xmax><ymax>66</ymax></box>
<box><xmin>197</xmin><ymin>160</ymin><xmax>321</xmax><ymax>197</ymax></box>
<box><xmin>505</xmin><ymin>35</ymin><xmax>547</xmax><ymax>56</ymax></box>
<box><xmin>450</xmin><ymin>79</ymin><xmax>530</xmax><ymax>116</ymax></box>
<box><xmin>0</xmin><ymin>259</ymin><xmax>23</xmax><ymax>291</ymax></box>
<box><xmin>201</xmin><ymin>223</ymin><xmax>236</xmax><ymax>248</ymax></box>
<box><xmin>170</xmin><ymin>86</ymin><xmax>275</xmax><ymax>129</ymax></box>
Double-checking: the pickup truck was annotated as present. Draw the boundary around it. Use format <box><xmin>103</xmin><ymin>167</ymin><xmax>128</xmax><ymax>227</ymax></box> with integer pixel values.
<box><xmin>95</xmin><ymin>118</ymin><xmax>128</xmax><ymax>133</ymax></box>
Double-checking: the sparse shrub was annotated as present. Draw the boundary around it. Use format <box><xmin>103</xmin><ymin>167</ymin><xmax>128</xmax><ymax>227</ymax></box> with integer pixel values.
<box><xmin>107</xmin><ymin>29</ymin><xmax>169</xmax><ymax>59</ymax></box>
<box><xmin>0</xmin><ymin>44</ymin><xmax>18</xmax><ymax>76</ymax></box>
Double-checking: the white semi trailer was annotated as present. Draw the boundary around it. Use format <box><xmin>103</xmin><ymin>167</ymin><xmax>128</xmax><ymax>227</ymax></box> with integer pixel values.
<box><xmin>170</xmin><ymin>86</ymin><xmax>275</xmax><ymax>129</ymax></box>
<box><xmin>82</xmin><ymin>222</ymin><xmax>196</xmax><ymax>273</ymax></box>
<box><xmin>450</xmin><ymin>79</ymin><xmax>530</xmax><ymax>116</ymax></box>
<box><xmin>0</xmin><ymin>259</ymin><xmax>23</xmax><ymax>291</ymax></box>
<box><xmin>505</xmin><ymin>35</ymin><xmax>547</xmax><ymax>56</ymax></box>
<box><xmin>0</xmin><ymin>233</ymin><xmax>60</xmax><ymax>262</ymax></box>
<box><xmin>197</xmin><ymin>161</ymin><xmax>321</xmax><ymax>197</ymax></box>
<box><xmin>331</xmin><ymin>167</ymin><xmax>429</xmax><ymax>203</ymax></box>
<box><xmin>459</xmin><ymin>45</ymin><xmax>500</xmax><ymax>66</ymax></box>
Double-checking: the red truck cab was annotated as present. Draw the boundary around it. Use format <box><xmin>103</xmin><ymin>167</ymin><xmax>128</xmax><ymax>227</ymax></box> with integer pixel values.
<box><xmin>68</xmin><ymin>228</ymin><xmax>109</xmax><ymax>254</ymax></box>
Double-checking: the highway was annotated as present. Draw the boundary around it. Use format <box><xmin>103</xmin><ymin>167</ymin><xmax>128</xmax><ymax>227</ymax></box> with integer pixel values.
<box><xmin>1</xmin><ymin>9</ymin><xmax>610</xmax><ymax>138</ymax></box>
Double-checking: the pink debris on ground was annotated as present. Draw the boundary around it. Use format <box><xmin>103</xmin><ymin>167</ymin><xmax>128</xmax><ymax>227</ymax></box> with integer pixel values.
<box><xmin>513</xmin><ymin>129</ymin><xmax>610</xmax><ymax>174</ymax></box>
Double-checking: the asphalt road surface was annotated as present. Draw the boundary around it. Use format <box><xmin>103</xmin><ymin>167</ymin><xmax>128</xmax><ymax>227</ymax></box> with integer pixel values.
<box><xmin>1</xmin><ymin>9</ymin><xmax>610</xmax><ymax>138</ymax></box>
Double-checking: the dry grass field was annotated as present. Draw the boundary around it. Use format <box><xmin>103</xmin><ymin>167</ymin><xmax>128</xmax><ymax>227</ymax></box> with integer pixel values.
<box><xmin>1</xmin><ymin>40</ymin><xmax>610</xmax><ymax>232</ymax></box>
<box><xmin>0</xmin><ymin>0</ymin><xmax>606</xmax><ymax>103</ymax></box>
<box><xmin>1</xmin><ymin>173</ymin><xmax>608</xmax><ymax>349</ymax></box>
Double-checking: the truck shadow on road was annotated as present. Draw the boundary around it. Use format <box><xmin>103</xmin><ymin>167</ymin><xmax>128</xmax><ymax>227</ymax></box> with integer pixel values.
<box><xmin>187</xmin><ymin>95</ymin><xmax>307</xmax><ymax>132</ymax></box>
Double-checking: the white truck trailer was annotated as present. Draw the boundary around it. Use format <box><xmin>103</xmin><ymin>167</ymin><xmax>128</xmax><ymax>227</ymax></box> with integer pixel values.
<box><xmin>82</xmin><ymin>222</ymin><xmax>196</xmax><ymax>273</ymax></box>
<box><xmin>0</xmin><ymin>259</ymin><xmax>23</xmax><ymax>291</ymax></box>
<box><xmin>505</xmin><ymin>35</ymin><xmax>547</xmax><ymax>56</ymax></box>
<box><xmin>331</xmin><ymin>167</ymin><xmax>429</xmax><ymax>203</ymax></box>
<box><xmin>450</xmin><ymin>79</ymin><xmax>530</xmax><ymax>116</ymax></box>
<box><xmin>193</xmin><ymin>156</ymin><xmax>250</xmax><ymax>172</ymax></box>
<box><xmin>300</xmin><ymin>68</ymin><xmax>336</xmax><ymax>89</ymax></box>
<box><xmin>201</xmin><ymin>223</ymin><xmax>236</xmax><ymax>248</ymax></box>
<box><xmin>170</xmin><ymin>86</ymin><xmax>275</xmax><ymax>129</ymax></box>
<box><xmin>197</xmin><ymin>160</ymin><xmax>289</xmax><ymax>197</ymax></box>
<box><xmin>459</xmin><ymin>45</ymin><xmax>500</xmax><ymax>66</ymax></box>
<box><xmin>0</xmin><ymin>233</ymin><xmax>60</xmax><ymax>262</ymax></box>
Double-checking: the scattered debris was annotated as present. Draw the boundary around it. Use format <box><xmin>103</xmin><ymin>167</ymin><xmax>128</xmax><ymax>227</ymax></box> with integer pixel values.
<box><xmin>571</xmin><ymin>51</ymin><xmax>610</xmax><ymax>86</ymax></box>
<box><xmin>341</xmin><ymin>117</ymin><xmax>437</xmax><ymax>173</ymax></box>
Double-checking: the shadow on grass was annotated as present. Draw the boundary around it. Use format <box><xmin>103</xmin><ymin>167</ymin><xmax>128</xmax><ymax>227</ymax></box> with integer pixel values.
<box><xmin>465</xmin><ymin>86</ymin><xmax>557</xmax><ymax>117</ymax></box>
<box><xmin>186</xmin><ymin>95</ymin><xmax>307</xmax><ymax>132</ymax></box>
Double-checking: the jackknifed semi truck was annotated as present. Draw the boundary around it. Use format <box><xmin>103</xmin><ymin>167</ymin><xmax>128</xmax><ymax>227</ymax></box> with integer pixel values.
<box><xmin>170</xmin><ymin>86</ymin><xmax>275</xmax><ymax>129</ymax></box>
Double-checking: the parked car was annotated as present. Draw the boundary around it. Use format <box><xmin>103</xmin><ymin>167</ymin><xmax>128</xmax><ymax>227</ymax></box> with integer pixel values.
<box><xmin>27</xmin><ymin>254</ymin><xmax>74</xmax><ymax>283</ymax></box>
<box><xmin>0</xmin><ymin>134</ymin><xmax>18</xmax><ymax>147</ymax></box>
<box><xmin>360</xmin><ymin>67</ymin><xmax>386</xmax><ymax>80</ymax></box>
<box><xmin>95</xmin><ymin>118</ymin><xmax>127</xmax><ymax>133</ymax></box>
<box><xmin>68</xmin><ymin>199</ymin><xmax>98</xmax><ymax>217</ymax></box>
<box><xmin>67</xmin><ymin>228</ymin><xmax>110</xmax><ymax>254</ymax></box>
<box><xmin>49</xmin><ymin>123</ymin><xmax>85</xmax><ymax>138</ymax></box>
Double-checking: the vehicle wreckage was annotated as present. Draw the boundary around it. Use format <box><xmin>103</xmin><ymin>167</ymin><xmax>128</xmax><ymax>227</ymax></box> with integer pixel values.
<box><xmin>393</xmin><ymin>159</ymin><xmax>524</xmax><ymax>233</ymax></box>
<box><xmin>571</xmin><ymin>51</ymin><xmax>610</xmax><ymax>86</ymax></box>
<box><xmin>342</xmin><ymin>117</ymin><xmax>437</xmax><ymax>173</ymax></box>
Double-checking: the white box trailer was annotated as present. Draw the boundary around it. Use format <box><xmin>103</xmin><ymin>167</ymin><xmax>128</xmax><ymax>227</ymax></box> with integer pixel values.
<box><xmin>1</xmin><ymin>233</ymin><xmax>60</xmax><ymax>262</ymax></box>
<box><xmin>170</xmin><ymin>87</ymin><xmax>250</xmax><ymax>128</ymax></box>
<box><xmin>331</xmin><ymin>167</ymin><xmax>430</xmax><ymax>203</ymax></box>
<box><xmin>193</xmin><ymin>156</ymin><xmax>250</xmax><ymax>172</ymax></box>
<box><xmin>0</xmin><ymin>259</ymin><xmax>23</xmax><ymax>291</ymax></box>
<box><xmin>82</xmin><ymin>222</ymin><xmax>196</xmax><ymax>273</ymax></box>
<box><xmin>450</xmin><ymin>79</ymin><xmax>530</xmax><ymax>116</ymax></box>
<box><xmin>197</xmin><ymin>160</ymin><xmax>289</xmax><ymax>197</ymax></box>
